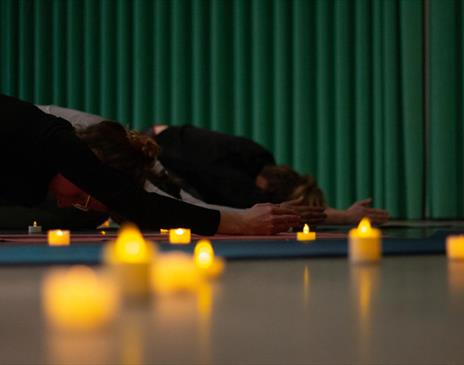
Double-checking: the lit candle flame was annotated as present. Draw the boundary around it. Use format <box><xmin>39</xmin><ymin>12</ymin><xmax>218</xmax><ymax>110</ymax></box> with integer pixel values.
<box><xmin>194</xmin><ymin>240</ymin><xmax>214</xmax><ymax>269</ymax></box>
<box><xmin>303</xmin><ymin>224</ymin><xmax>309</xmax><ymax>234</ymax></box>
<box><xmin>175</xmin><ymin>228</ymin><xmax>184</xmax><ymax>235</ymax></box>
<box><xmin>33</xmin><ymin>221</ymin><xmax>38</xmax><ymax>227</ymax></box>
<box><xmin>358</xmin><ymin>217</ymin><xmax>372</xmax><ymax>235</ymax></box>
<box><xmin>114</xmin><ymin>224</ymin><xmax>148</xmax><ymax>263</ymax></box>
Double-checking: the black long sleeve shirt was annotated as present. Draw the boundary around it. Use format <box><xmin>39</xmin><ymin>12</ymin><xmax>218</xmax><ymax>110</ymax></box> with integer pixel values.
<box><xmin>0</xmin><ymin>94</ymin><xmax>220</xmax><ymax>235</ymax></box>
<box><xmin>155</xmin><ymin>125</ymin><xmax>276</xmax><ymax>208</ymax></box>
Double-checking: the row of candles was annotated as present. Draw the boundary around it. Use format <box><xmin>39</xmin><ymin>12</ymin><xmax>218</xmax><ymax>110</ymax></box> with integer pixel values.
<box><xmin>42</xmin><ymin>224</ymin><xmax>225</xmax><ymax>332</ymax></box>
<box><xmin>32</xmin><ymin>223</ymin><xmax>316</xmax><ymax>245</ymax></box>
<box><xmin>33</xmin><ymin>218</ymin><xmax>464</xmax><ymax>262</ymax></box>
<box><xmin>36</xmin><ymin>218</ymin><xmax>464</xmax><ymax>333</ymax></box>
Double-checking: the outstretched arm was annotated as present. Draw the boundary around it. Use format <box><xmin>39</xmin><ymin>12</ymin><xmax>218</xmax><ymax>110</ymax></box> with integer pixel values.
<box><xmin>323</xmin><ymin>198</ymin><xmax>390</xmax><ymax>225</ymax></box>
<box><xmin>218</xmin><ymin>203</ymin><xmax>301</xmax><ymax>235</ymax></box>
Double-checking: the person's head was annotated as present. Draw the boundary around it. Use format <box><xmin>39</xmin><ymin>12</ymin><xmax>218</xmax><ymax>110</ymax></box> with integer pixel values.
<box><xmin>76</xmin><ymin>121</ymin><xmax>159</xmax><ymax>186</ymax></box>
<box><xmin>49</xmin><ymin>121</ymin><xmax>160</xmax><ymax>212</ymax></box>
<box><xmin>256</xmin><ymin>165</ymin><xmax>326</xmax><ymax>207</ymax></box>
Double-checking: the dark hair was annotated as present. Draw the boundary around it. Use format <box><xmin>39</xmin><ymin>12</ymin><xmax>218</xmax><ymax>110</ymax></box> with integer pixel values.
<box><xmin>258</xmin><ymin>165</ymin><xmax>326</xmax><ymax>207</ymax></box>
<box><xmin>76</xmin><ymin>121</ymin><xmax>182</xmax><ymax>198</ymax></box>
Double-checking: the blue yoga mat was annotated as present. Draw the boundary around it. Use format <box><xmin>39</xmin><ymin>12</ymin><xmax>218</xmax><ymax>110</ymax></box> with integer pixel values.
<box><xmin>0</xmin><ymin>230</ymin><xmax>461</xmax><ymax>265</ymax></box>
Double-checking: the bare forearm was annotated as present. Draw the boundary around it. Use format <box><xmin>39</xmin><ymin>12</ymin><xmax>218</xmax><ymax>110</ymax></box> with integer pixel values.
<box><xmin>217</xmin><ymin>210</ymin><xmax>245</xmax><ymax>234</ymax></box>
<box><xmin>323</xmin><ymin>207</ymin><xmax>350</xmax><ymax>225</ymax></box>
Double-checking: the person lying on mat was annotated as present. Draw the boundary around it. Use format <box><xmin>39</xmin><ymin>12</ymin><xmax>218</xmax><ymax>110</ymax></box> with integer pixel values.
<box><xmin>1</xmin><ymin>93</ymin><xmax>303</xmax><ymax>235</ymax></box>
<box><xmin>36</xmin><ymin>105</ymin><xmax>327</xmax><ymax>227</ymax></box>
<box><xmin>37</xmin><ymin>104</ymin><xmax>388</xmax><ymax>225</ymax></box>
<box><xmin>147</xmin><ymin>124</ymin><xmax>389</xmax><ymax>225</ymax></box>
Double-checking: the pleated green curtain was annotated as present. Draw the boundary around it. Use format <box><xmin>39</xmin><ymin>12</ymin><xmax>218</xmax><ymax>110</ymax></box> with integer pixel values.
<box><xmin>0</xmin><ymin>0</ymin><xmax>459</xmax><ymax>220</ymax></box>
<box><xmin>429</xmin><ymin>0</ymin><xmax>464</xmax><ymax>218</ymax></box>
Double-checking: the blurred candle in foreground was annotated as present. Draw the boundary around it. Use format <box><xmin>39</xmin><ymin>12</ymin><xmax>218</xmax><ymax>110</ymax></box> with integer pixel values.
<box><xmin>48</xmin><ymin>230</ymin><xmax>70</xmax><ymax>246</ymax></box>
<box><xmin>194</xmin><ymin>240</ymin><xmax>225</xmax><ymax>278</ymax></box>
<box><xmin>348</xmin><ymin>218</ymin><xmax>382</xmax><ymax>263</ymax></box>
<box><xmin>169</xmin><ymin>228</ymin><xmax>191</xmax><ymax>244</ymax></box>
<box><xmin>42</xmin><ymin>266</ymin><xmax>119</xmax><ymax>332</ymax></box>
<box><xmin>103</xmin><ymin>224</ymin><xmax>156</xmax><ymax>298</ymax></box>
<box><xmin>297</xmin><ymin>224</ymin><xmax>316</xmax><ymax>242</ymax></box>
<box><xmin>28</xmin><ymin>220</ymin><xmax>42</xmax><ymax>234</ymax></box>
<box><xmin>447</xmin><ymin>235</ymin><xmax>464</xmax><ymax>260</ymax></box>
<box><xmin>152</xmin><ymin>252</ymin><xmax>203</xmax><ymax>294</ymax></box>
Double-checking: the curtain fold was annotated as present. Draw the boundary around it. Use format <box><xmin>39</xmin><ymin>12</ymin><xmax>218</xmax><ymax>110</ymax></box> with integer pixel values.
<box><xmin>429</xmin><ymin>0</ymin><xmax>464</xmax><ymax>218</ymax></box>
<box><xmin>1</xmin><ymin>0</ymin><xmax>458</xmax><ymax>219</ymax></box>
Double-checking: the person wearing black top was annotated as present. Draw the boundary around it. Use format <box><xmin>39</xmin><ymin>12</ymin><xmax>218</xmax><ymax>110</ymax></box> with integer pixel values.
<box><xmin>153</xmin><ymin>125</ymin><xmax>276</xmax><ymax>208</ymax></box>
<box><xmin>0</xmin><ymin>94</ymin><xmax>300</xmax><ymax>234</ymax></box>
<box><xmin>150</xmin><ymin>125</ymin><xmax>389</xmax><ymax>225</ymax></box>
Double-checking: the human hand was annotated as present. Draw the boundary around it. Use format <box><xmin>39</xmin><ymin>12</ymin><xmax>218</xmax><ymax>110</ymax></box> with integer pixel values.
<box><xmin>243</xmin><ymin>203</ymin><xmax>301</xmax><ymax>234</ymax></box>
<box><xmin>218</xmin><ymin>203</ymin><xmax>301</xmax><ymax>235</ymax></box>
<box><xmin>345</xmin><ymin>198</ymin><xmax>389</xmax><ymax>224</ymax></box>
<box><xmin>280</xmin><ymin>197</ymin><xmax>326</xmax><ymax>225</ymax></box>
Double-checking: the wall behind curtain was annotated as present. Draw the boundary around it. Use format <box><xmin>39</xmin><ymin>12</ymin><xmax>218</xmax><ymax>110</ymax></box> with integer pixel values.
<box><xmin>0</xmin><ymin>0</ymin><xmax>458</xmax><ymax>219</ymax></box>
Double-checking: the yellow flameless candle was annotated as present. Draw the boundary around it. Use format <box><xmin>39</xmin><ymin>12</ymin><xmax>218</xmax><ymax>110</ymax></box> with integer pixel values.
<box><xmin>151</xmin><ymin>252</ymin><xmax>203</xmax><ymax>294</ymax></box>
<box><xmin>348</xmin><ymin>218</ymin><xmax>382</xmax><ymax>263</ymax></box>
<box><xmin>169</xmin><ymin>228</ymin><xmax>191</xmax><ymax>244</ymax></box>
<box><xmin>447</xmin><ymin>235</ymin><xmax>464</xmax><ymax>260</ymax></box>
<box><xmin>48</xmin><ymin>230</ymin><xmax>70</xmax><ymax>246</ymax></box>
<box><xmin>42</xmin><ymin>266</ymin><xmax>119</xmax><ymax>332</ymax></box>
<box><xmin>194</xmin><ymin>240</ymin><xmax>225</xmax><ymax>278</ymax></box>
<box><xmin>103</xmin><ymin>224</ymin><xmax>156</xmax><ymax>298</ymax></box>
<box><xmin>297</xmin><ymin>224</ymin><xmax>316</xmax><ymax>241</ymax></box>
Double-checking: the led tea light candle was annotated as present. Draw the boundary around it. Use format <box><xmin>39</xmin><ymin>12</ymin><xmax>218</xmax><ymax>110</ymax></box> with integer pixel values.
<box><xmin>151</xmin><ymin>252</ymin><xmax>203</xmax><ymax>294</ymax></box>
<box><xmin>447</xmin><ymin>235</ymin><xmax>464</xmax><ymax>260</ymax></box>
<box><xmin>297</xmin><ymin>224</ymin><xmax>316</xmax><ymax>242</ymax></box>
<box><xmin>348</xmin><ymin>218</ymin><xmax>382</xmax><ymax>263</ymax></box>
<box><xmin>194</xmin><ymin>239</ymin><xmax>225</xmax><ymax>278</ymax></box>
<box><xmin>48</xmin><ymin>230</ymin><xmax>71</xmax><ymax>246</ymax></box>
<box><xmin>169</xmin><ymin>228</ymin><xmax>191</xmax><ymax>244</ymax></box>
<box><xmin>42</xmin><ymin>266</ymin><xmax>119</xmax><ymax>332</ymax></box>
<box><xmin>103</xmin><ymin>224</ymin><xmax>156</xmax><ymax>298</ymax></box>
<box><xmin>28</xmin><ymin>221</ymin><xmax>42</xmax><ymax>234</ymax></box>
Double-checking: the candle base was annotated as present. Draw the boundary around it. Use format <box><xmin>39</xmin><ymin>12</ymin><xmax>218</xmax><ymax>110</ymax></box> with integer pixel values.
<box><xmin>28</xmin><ymin>226</ymin><xmax>42</xmax><ymax>234</ymax></box>
<box><xmin>169</xmin><ymin>228</ymin><xmax>191</xmax><ymax>244</ymax></box>
<box><xmin>297</xmin><ymin>232</ymin><xmax>316</xmax><ymax>242</ymax></box>
<box><xmin>42</xmin><ymin>267</ymin><xmax>119</xmax><ymax>332</ymax></box>
<box><xmin>349</xmin><ymin>237</ymin><xmax>382</xmax><ymax>264</ymax></box>
<box><xmin>111</xmin><ymin>262</ymin><xmax>152</xmax><ymax>299</ymax></box>
<box><xmin>199</xmin><ymin>257</ymin><xmax>226</xmax><ymax>279</ymax></box>
<box><xmin>447</xmin><ymin>236</ymin><xmax>464</xmax><ymax>260</ymax></box>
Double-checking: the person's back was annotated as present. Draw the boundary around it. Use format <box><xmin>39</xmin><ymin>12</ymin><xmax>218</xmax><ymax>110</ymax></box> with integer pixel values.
<box><xmin>154</xmin><ymin>125</ymin><xmax>276</xmax><ymax>208</ymax></box>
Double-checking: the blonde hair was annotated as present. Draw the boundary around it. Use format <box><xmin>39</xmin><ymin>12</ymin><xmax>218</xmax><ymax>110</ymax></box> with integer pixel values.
<box><xmin>259</xmin><ymin>165</ymin><xmax>326</xmax><ymax>207</ymax></box>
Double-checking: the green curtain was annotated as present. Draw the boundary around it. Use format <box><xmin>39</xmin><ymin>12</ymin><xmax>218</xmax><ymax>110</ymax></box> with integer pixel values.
<box><xmin>0</xmin><ymin>0</ymin><xmax>459</xmax><ymax>219</ymax></box>
<box><xmin>429</xmin><ymin>0</ymin><xmax>464</xmax><ymax>218</ymax></box>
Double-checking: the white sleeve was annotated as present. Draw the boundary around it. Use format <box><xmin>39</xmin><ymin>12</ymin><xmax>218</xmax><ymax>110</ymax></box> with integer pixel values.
<box><xmin>36</xmin><ymin>105</ymin><xmax>106</xmax><ymax>128</ymax></box>
<box><xmin>144</xmin><ymin>179</ymin><xmax>241</xmax><ymax>212</ymax></box>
